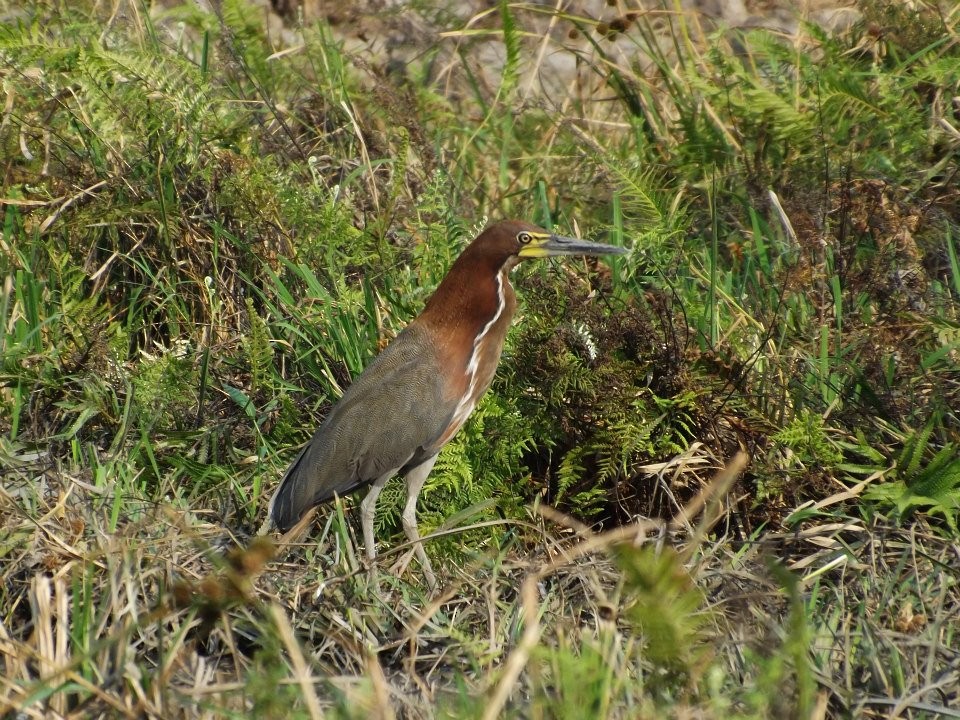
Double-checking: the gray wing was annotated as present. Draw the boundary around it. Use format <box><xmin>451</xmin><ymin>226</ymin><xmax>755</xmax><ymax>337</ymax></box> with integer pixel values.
<box><xmin>269</xmin><ymin>325</ymin><xmax>457</xmax><ymax>531</ymax></box>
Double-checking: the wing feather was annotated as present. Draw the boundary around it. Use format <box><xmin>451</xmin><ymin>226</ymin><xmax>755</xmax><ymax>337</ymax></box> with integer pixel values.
<box><xmin>269</xmin><ymin>325</ymin><xmax>458</xmax><ymax>531</ymax></box>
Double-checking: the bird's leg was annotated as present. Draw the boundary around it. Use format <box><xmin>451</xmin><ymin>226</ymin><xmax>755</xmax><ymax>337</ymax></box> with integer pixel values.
<box><xmin>399</xmin><ymin>454</ymin><xmax>439</xmax><ymax>591</ymax></box>
<box><xmin>359</xmin><ymin>470</ymin><xmax>395</xmax><ymax>569</ymax></box>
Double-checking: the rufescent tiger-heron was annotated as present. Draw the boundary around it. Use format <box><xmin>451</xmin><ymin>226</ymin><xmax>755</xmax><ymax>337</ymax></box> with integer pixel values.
<box><xmin>268</xmin><ymin>220</ymin><xmax>627</xmax><ymax>589</ymax></box>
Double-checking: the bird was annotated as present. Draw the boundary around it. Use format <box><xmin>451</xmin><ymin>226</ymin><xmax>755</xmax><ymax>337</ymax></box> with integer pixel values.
<box><xmin>268</xmin><ymin>219</ymin><xmax>627</xmax><ymax>588</ymax></box>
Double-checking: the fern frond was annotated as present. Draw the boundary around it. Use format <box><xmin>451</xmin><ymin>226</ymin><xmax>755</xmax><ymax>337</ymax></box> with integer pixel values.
<box><xmin>76</xmin><ymin>43</ymin><xmax>218</xmax><ymax>154</ymax></box>
<box><xmin>557</xmin><ymin>446</ymin><xmax>586</xmax><ymax>499</ymax></box>
<box><xmin>432</xmin><ymin>437</ymin><xmax>475</xmax><ymax>497</ymax></box>
<box><xmin>498</xmin><ymin>0</ymin><xmax>520</xmax><ymax>99</ymax></box>
<box><xmin>901</xmin><ymin>422</ymin><xmax>935</xmax><ymax>479</ymax></box>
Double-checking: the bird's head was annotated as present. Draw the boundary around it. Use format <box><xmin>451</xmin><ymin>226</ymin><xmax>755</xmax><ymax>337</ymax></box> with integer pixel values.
<box><xmin>469</xmin><ymin>219</ymin><xmax>628</xmax><ymax>271</ymax></box>
<box><xmin>420</xmin><ymin>219</ymin><xmax>628</xmax><ymax>328</ymax></box>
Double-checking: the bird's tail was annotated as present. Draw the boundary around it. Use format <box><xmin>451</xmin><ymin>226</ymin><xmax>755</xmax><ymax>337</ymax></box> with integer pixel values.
<box><xmin>266</xmin><ymin>445</ymin><xmax>310</xmax><ymax>533</ymax></box>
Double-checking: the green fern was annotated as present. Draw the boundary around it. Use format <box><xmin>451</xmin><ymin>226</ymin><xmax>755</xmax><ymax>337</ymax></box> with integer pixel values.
<box><xmin>497</xmin><ymin>0</ymin><xmax>520</xmax><ymax>102</ymax></box>
<box><xmin>773</xmin><ymin>409</ymin><xmax>843</xmax><ymax>466</ymax></box>
<box><xmin>556</xmin><ymin>446</ymin><xmax>587</xmax><ymax>502</ymax></box>
<box><xmin>73</xmin><ymin>43</ymin><xmax>218</xmax><ymax>161</ymax></box>
<box><xmin>244</xmin><ymin>297</ymin><xmax>274</xmax><ymax>396</ymax></box>
<box><xmin>131</xmin><ymin>345</ymin><xmax>197</xmax><ymax>429</ymax></box>
<box><xmin>431</xmin><ymin>436</ymin><xmax>476</xmax><ymax>499</ymax></box>
<box><xmin>902</xmin><ymin>421</ymin><xmax>936</xmax><ymax>480</ymax></box>
<box><xmin>866</xmin><ymin>427</ymin><xmax>960</xmax><ymax>533</ymax></box>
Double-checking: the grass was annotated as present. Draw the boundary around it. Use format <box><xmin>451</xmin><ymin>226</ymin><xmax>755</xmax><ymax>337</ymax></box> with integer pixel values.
<box><xmin>2</xmin><ymin>0</ymin><xmax>959</xmax><ymax>717</ymax></box>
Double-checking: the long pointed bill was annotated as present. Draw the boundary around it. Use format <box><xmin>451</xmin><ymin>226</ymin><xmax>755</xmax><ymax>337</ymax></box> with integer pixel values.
<box><xmin>517</xmin><ymin>232</ymin><xmax>628</xmax><ymax>259</ymax></box>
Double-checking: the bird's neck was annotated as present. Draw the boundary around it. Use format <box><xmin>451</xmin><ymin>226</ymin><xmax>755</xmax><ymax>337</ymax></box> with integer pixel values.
<box><xmin>416</xmin><ymin>256</ymin><xmax>517</xmax><ymax>360</ymax></box>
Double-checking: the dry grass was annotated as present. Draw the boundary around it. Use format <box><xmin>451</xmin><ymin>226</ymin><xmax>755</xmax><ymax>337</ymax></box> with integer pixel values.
<box><xmin>4</xmin><ymin>449</ymin><xmax>958</xmax><ymax>718</ymax></box>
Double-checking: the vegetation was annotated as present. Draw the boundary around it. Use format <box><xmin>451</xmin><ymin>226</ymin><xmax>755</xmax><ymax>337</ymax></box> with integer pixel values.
<box><xmin>2</xmin><ymin>0</ymin><xmax>958</xmax><ymax>717</ymax></box>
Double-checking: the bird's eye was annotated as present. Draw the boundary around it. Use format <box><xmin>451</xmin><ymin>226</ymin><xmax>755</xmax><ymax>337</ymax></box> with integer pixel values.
<box><xmin>517</xmin><ymin>231</ymin><xmax>532</xmax><ymax>245</ymax></box>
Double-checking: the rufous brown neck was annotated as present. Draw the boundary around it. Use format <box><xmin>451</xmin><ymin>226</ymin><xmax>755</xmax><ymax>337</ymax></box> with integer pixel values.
<box><xmin>420</xmin><ymin>235</ymin><xmax>516</xmax><ymax>328</ymax></box>
<box><xmin>415</xmin><ymin>239</ymin><xmax>517</xmax><ymax>369</ymax></box>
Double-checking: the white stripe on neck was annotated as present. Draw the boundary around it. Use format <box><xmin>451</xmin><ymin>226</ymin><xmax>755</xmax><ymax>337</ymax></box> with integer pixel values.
<box><xmin>449</xmin><ymin>268</ymin><xmax>506</xmax><ymax>430</ymax></box>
